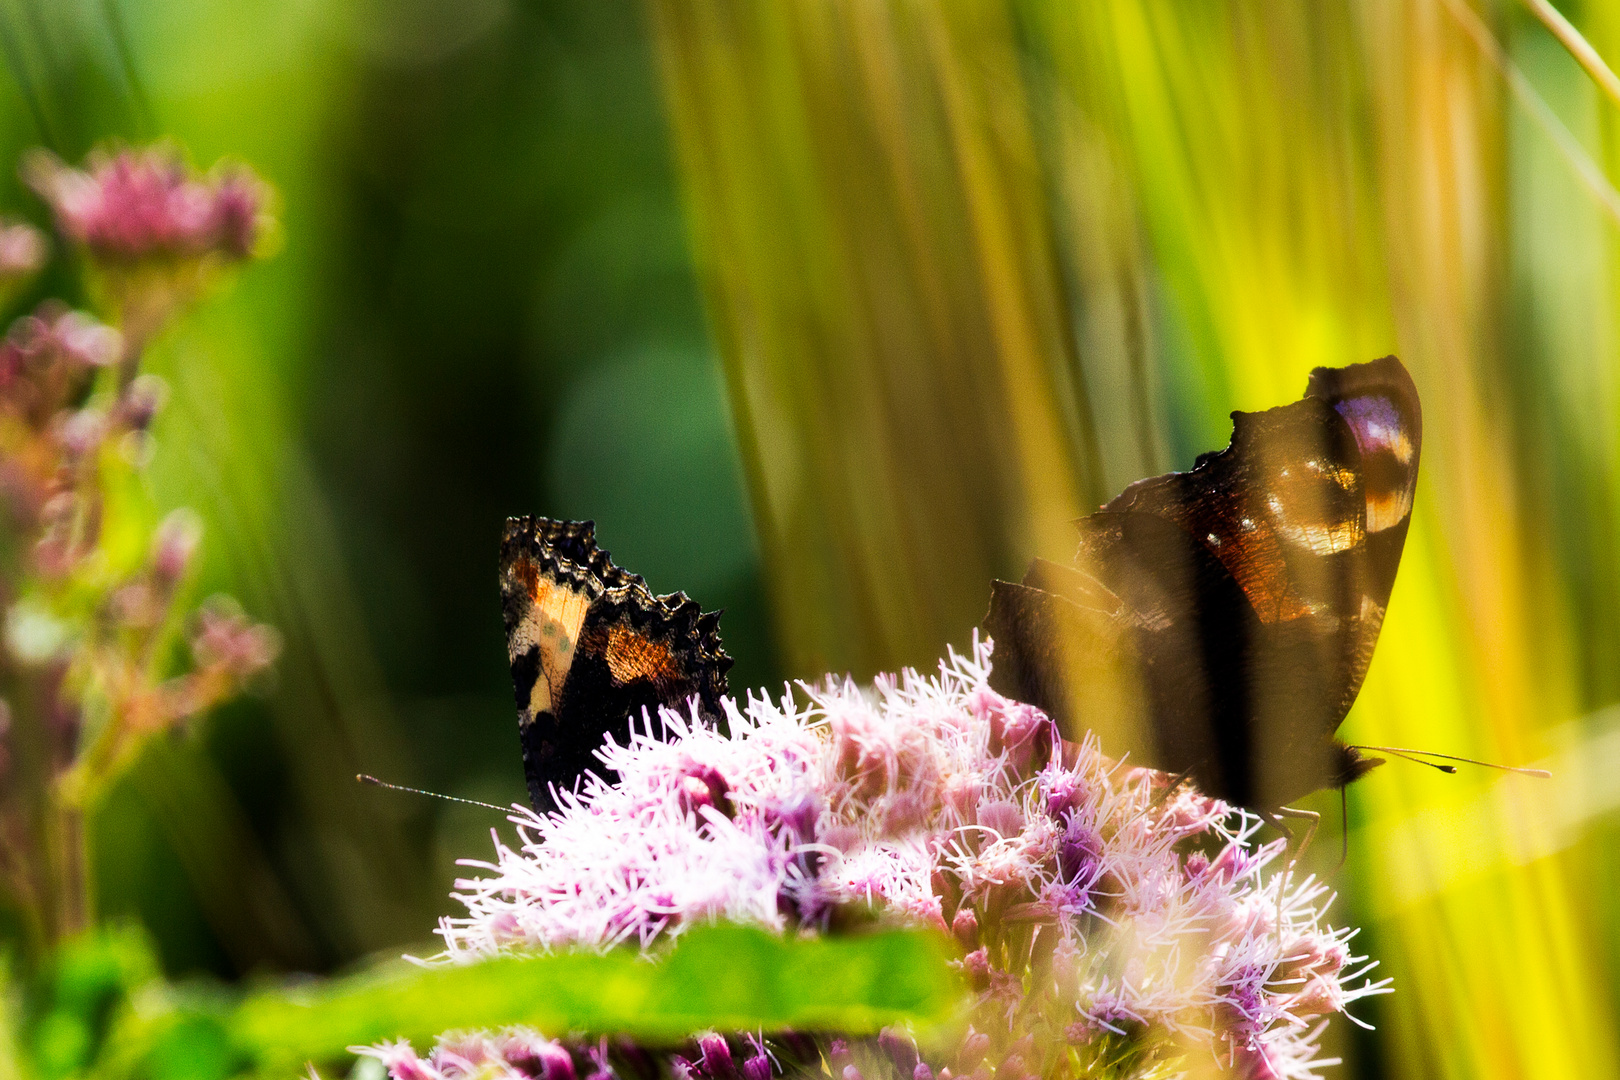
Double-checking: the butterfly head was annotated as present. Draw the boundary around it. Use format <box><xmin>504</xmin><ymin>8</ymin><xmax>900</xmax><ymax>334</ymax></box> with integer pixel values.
<box><xmin>1330</xmin><ymin>742</ymin><xmax>1385</xmax><ymax>790</ymax></box>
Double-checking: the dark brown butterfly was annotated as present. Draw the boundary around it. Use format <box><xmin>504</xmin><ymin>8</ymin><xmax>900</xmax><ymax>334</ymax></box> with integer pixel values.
<box><xmin>500</xmin><ymin>517</ymin><xmax>732</xmax><ymax>811</ymax></box>
<box><xmin>985</xmin><ymin>356</ymin><xmax>1422</xmax><ymax>823</ymax></box>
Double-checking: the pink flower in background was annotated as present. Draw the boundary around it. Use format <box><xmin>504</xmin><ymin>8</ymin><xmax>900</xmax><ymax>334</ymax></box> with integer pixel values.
<box><xmin>23</xmin><ymin>146</ymin><xmax>267</xmax><ymax>264</ymax></box>
<box><xmin>383</xmin><ymin>638</ymin><xmax>1387</xmax><ymax>1080</ymax></box>
<box><xmin>0</xmin><ymin>141</ymin><xmax>279</xmax><ymax>960</ymax></box>
<box><xmin>22</xmin><ymin>145</ymin><xmax>276</xmax><ymax>365</ymax></box>
<box><xmin>0</xmin><ymin>302</ymin><xmax>120</xmax><ymax>430</ymax></box>
<box><xmin>0</xmin><ymin>219</ymin><xmax>46</xmax><ymax>282</ymax></box>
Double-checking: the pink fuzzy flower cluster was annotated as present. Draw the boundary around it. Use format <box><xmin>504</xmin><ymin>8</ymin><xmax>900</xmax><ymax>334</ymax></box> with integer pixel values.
<box><xmin>387</xmin><ymin>640</ymin><xmax>1386</xmax><ymax>1080</ymax></box>
<box><xmin>360</xmin><ymin>1030</ymin><xmax>835</xmax><ymax>1080</ymax></box>
<box><xmin>359</xmin><ymin>1030</ymin><xmax>593</xmax><ymax>1080</ymax></box>
<box><xmin>24</xmin><ymin>146</ymin><xmax>264</xmax><ymax>263</ymax></box>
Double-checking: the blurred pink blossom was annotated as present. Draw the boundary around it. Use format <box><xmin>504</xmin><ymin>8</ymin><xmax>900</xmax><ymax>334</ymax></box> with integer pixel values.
<box><xmin>24</xmin><ymin>146</ymin><xmax>267</xmax><ymax>263</ymax></box>
<box><xmin>0</xmin><ymin>219</ymin><xmax>46</xmax><ymax>281</ymax></box>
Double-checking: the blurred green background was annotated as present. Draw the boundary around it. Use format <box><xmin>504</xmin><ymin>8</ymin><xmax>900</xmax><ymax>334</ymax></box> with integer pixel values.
<box><xmin>0</xmin><ymin>0</ymin><xmax>1616</xmax><ymax>1077</ymax></box>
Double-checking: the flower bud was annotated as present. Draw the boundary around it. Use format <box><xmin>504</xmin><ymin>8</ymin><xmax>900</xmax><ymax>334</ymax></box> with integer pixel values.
<box><xmin>960</xmin><ymin>949</ymin><xmax>991</xmax><ymax>992</ymax></box>
<box><xmin>191</xmin><ymin>598</ymin><xmax>281</xmax><ymax>678</ymax></box>
<box><xmin>1231</xmin><ymin>1044</ymin><xmax>1283</xmax><ymax>1080</ymax></box>
<box><xmin>117</xmin><ymin>373</ymin><xmax>168</xmax><ymax>432</ymax></box>
<box><xmin>0</xmin><ymin>220</ymin><xmax>45</xmax><ymax>281</ymax></box>
<box><xmin>881</xmin><ymin>791</ymin><xmax>928</xmax><ymax>834</ymax></box>
<box><xmin>152</xmin><ymin>509</ymin><xmax>202</xmax><ymax>587</ymax></box>
<box><xmin>1288</xmin><ymin>975</ymin><xmax>1344</xmax><ymax>1018</ymax></box>
<box><xmin>212</xmin><ymin>170</ymin><xmax>264</xmax><ymax>258</ymax></box>
<box><xmin>878</xmin><ymin>1029</ymin><xmax>919</xmax><ymax>1079</ymax></box>
<box><xmin>24</xmin><ymin>146</ymin><xmax>269</xmax><ymax>264</ymax></box>
<box><xmin>740</xmin><ymin>1052</ymin><xmax>771</xmax><ymax>1080</ymax></box>
<box><xmin>820</xmin><ymin>823</ymin><xmax>860</xmax><ymax>852</ymax></box>
<box><xmin>52</xmin><ymin>310</ymin><xmax>120</xmax><ymax>369</ymax></box>
<box><xmin>697</xmin><ymin>1034</ymin><xmax>738</xmax><ymax>1080</ymax></box>
<box><xmin>763</xmin><ymin>791</ymin><xmax>820</xmax><ymax>843</ymax></box>
<box><xmin>1057</xmin><ymin>820</ymin><xmax>1102</xmax><ymax>883</ymax></box>
<box><xmin>951</xmin><ymin>906</ymin><xmax>979</xmax><ymax>951</ymax></box>
<box><xmin>676</xmin><ymin>761</ymin><xmax>731</xmax><ymax>819</ymax></box>
<box><xmin>975</xmin><ymin>799</ymin><xmax>1022</xmax><ymax>837</ymax></box>
<box><xmin>54</xmin><ymin>408</ymin><xmax>107</xmax><ymax>458</ymax></box>
<box><xmin>956</xmin><ymin>1030</ymin><xmax>990</xmax><ymax>1069</ymax></box>
<box><xmin>505</xmin><ymin>1040</ymin><xmax>576</xmax><ymax>1080</ymax></box>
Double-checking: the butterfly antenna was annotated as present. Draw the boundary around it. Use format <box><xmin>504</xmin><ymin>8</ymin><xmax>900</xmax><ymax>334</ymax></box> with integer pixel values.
<box><xmin>1349</xmin><ymin>745</ymin><xmax>1551</xmax><ymax>778</ymax></box>
<box><xmin>1361</xmin><ymin>747</ymin><xmax>1458</xmax><ymax>774</ymax></box>
<box><xmin>356</xmin><ymin>774</ymin><xmax>511</xmax><ymax>813</ymax></box>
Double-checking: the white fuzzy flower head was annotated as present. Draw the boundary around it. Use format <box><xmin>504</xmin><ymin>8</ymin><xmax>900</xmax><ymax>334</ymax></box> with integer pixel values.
<box><xmin>402</xmin><ymin>637</ymin><xmax>1389</xmax><ymax>1080</ymax></box>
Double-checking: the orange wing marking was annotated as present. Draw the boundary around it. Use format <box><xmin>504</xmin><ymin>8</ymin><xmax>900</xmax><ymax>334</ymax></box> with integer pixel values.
<box><xmin>603</xmin><ymin>623</ymin><xmax>680</xmax><ymax>691</ymax></box>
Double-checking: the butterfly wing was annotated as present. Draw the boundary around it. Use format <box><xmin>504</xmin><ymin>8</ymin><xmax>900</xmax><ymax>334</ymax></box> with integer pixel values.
<box><xmin>987</xmin><ymin>356</ymin><xmax>1422</xmax><ymax>808</ymax></box>
<box><xmin>500</xmin><ymin>517</ymin><xmax>733</xmax><ymax>811</ymax></box>
<box><xmin>988</xmin><ymin>511</ymin><xmax>1268</xmax><ymax>802</ymax></box>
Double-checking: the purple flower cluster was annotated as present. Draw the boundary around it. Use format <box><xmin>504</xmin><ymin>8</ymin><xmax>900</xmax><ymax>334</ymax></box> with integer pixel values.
<box><xmin>359</xmin><ymin>1030</ymin><xmax>589</xmax><ymax>1080</ymax></box>
<box><xmin>361</xmin><ymin>1030</ymin><xmax>834</xmax><ymax>1080</ymax></box>
<box><xmin>379</xmin><ymin>639</ymin><xmax>1386</xmax><ymax>1080</ymax></box>
<box><xmin>24</xmin><ymin>146</ymin><xmax>265</xmax><ymax>264</ymax></box>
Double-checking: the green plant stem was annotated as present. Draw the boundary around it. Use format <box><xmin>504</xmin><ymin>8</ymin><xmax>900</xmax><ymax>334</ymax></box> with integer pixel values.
<box><xmin>2</xmin><ymin>660</ymin><xmax>96</xmax><ymax>960</ymax></box>
<box><xmin>7</xmin><ymin>674</ymin><xmax>60</xmax><ymax>961</ymax></box>
<box><xmin>47</xmin><ymin>801</ymin><xmax>88</xmax><ymax>942</ymax></box>
<box><xmin>1519</xmin><ymin>0</ymin><xmax>1620</xmax><ymax>112</ymax></box>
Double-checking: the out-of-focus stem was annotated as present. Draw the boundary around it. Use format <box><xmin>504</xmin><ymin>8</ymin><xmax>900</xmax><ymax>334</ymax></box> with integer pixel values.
<box><xmin>1519</xmin><ymin>0</ymin><xmax>1620</xmax><ymax>112</ymax></box>
<box><xmin>4</xmin><ymin>666</ymin><xmax>78</xmax><ymax>958</ymax></box>
<box><xmin>1441</xmin><ymin>0</ymin><xmax>1620</xmax><ymax>227</ymax></box>
<box><xmin>46</xmin><ymin>803</ymin><xmax>87</xmax><ymax>941</ymax></box>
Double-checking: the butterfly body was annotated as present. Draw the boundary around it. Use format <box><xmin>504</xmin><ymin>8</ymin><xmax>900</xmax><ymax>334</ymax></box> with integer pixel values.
<box><xmin>986</xmin><ymin>356</ymin><xmax>1421</xmax><ymax>811</ymax></box>
<box><xmin>500</xmin><ymin>517</ymin><xmax>732</xmax><ymax>811</ymax></box>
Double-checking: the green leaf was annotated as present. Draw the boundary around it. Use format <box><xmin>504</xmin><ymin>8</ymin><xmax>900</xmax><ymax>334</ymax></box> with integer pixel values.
<box><xmin>231</xmin><ymin>924</ymin><xmax>961</xmax><ymax>1067</ymax></box>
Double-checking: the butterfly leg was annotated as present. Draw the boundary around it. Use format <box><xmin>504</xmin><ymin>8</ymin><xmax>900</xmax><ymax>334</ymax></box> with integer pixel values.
<box><xmin>1257</xmin><ymin>805</ymin><xmax>1320</xmax><ymax>919</ymax></box>
<box><xmin>1147</xmin><ymin>765</ymin><xmax>1196</xmax><ymax>812</ymax></box>
<box><xmin>1338</xmin><ymin>785</ymin><xmax>1350</xmax><ymax>872</ymax></box>
<box><xmin>1271</xmin><ymin>805</ymin><xmax>1320</xmax><ymax>865</ymax></box>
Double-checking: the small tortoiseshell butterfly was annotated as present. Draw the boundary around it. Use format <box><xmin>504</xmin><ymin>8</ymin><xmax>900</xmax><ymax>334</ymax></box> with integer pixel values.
<box><xmin>500</xmin><ymin>517</ymin><xmax>732</xmax><ymax>811</ymax></box>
